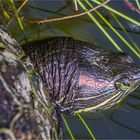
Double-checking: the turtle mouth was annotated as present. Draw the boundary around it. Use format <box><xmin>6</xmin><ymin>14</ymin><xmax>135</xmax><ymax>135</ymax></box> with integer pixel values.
<box><xmin>126</xmin><ymin>70</ymin><xmax>140</xmax><ymax>94</ymax></box>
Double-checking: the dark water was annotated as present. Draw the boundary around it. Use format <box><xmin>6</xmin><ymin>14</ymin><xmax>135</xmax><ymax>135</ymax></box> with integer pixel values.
<box><xmin>5</xmin><ymin>0</ymin><xmax>140</xmax><ymax>139</ymax></box>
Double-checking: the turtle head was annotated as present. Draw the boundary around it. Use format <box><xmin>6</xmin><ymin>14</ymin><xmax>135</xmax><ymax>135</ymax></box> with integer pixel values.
<box><xmin>74</xmin><ymin>52</ymin><xmax>140</xmax><ymax>113</ymax></box>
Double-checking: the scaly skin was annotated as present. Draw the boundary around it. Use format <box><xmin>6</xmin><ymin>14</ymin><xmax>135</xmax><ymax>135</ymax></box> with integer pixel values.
<box><xmin>23</xmin><ymin>37</ymin><xmax>140</xmax><ymax>115</ymax></box>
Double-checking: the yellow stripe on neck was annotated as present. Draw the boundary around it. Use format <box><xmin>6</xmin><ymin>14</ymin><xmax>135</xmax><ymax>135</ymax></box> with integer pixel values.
<box><xmin>75</xmin><ymin>91</ymin><xmax>122</xmax><ymax>113</ymax></box>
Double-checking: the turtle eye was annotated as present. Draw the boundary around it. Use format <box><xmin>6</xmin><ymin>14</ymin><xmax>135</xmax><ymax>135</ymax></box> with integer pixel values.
<box><xmin>115</xmin><ymin>76</ymin><xmax>131</xmax><ymax>91</ymax></box>
<box><xmin>119</xmin><ymin>82</ymin><xmax>130</xmax><ymax>90</ymax></box>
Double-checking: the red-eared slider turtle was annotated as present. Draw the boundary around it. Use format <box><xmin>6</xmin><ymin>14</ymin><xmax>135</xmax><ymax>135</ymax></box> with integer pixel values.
<box><xmin>0</xmin><ymin>28</ymin><xmax>140</xmax><ymax>139</ymax></box>
<box><xmin>23</xmin><ymin>37</ymin><xmax>140</xmax><ymax>115</ymax></box>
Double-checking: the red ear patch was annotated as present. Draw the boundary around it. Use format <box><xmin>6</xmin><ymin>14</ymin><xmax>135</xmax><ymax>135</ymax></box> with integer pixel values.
<box><xmin>79</xmin><ymin>75</ymin><xmax>109</xmax><ymax>89</ymax></box>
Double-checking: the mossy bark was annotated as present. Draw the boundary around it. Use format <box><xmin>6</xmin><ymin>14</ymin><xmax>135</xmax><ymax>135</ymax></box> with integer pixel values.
<box><xmin>0</xmin><ymin>27</ymin><xmax>62</xmax><ymax>139</ymax></box>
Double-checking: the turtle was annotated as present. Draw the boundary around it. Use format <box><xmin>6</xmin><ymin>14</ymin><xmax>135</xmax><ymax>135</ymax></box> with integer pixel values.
<box><xmin>23</xmin><ymin>37</ymin><xmax>140</xmax><ymax>115</ymax></box>
<box><xmin>0</xmin><ymin>27</ymin><xmax>140</xmax><ymax>139</ymax></box>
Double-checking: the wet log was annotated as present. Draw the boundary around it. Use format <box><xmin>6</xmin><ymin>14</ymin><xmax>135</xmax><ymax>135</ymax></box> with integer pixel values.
<box><xmin>0</xmin><ymin>27</ymin><xmax>62</xmax><ymax>140</ymax></box>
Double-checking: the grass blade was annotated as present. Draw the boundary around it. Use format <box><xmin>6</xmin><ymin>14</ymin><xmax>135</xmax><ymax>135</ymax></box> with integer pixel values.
<box><xmin>85</xmin><ymin>0</ymin><xmax>140</xmax><ymax>58</ymax></box>
<box><xmin>77</xmin><ymin>113</ymin><xmax>96</xmax><ymax>140</ymax></box>
<box><xmin>61</xmin><ymin>115</ymin><xmax>75</xmax><ymax>140</ymax></box>
<box><xmin>135</xmin><ymin>0</ymin><xmax>140</xmax><ymax>10</ymax></box>
<box><xmin>92</xmin><ymin>0</ymin><xmax>140</xmax><ymax>26</ymax></box>
<box><xmin>111</xmin><ymin>13</ymin><xmax>140</xmax><ymax>53</ymax></box>
<box><xmin>9</xmin><ymin>0</ymin><xmax>24</xmax><ymax>30</ymax></box>
<box><xmin>77</xmin><ymin>0</ymin><xmax>122</xmax><ymax>52</ymax></box>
